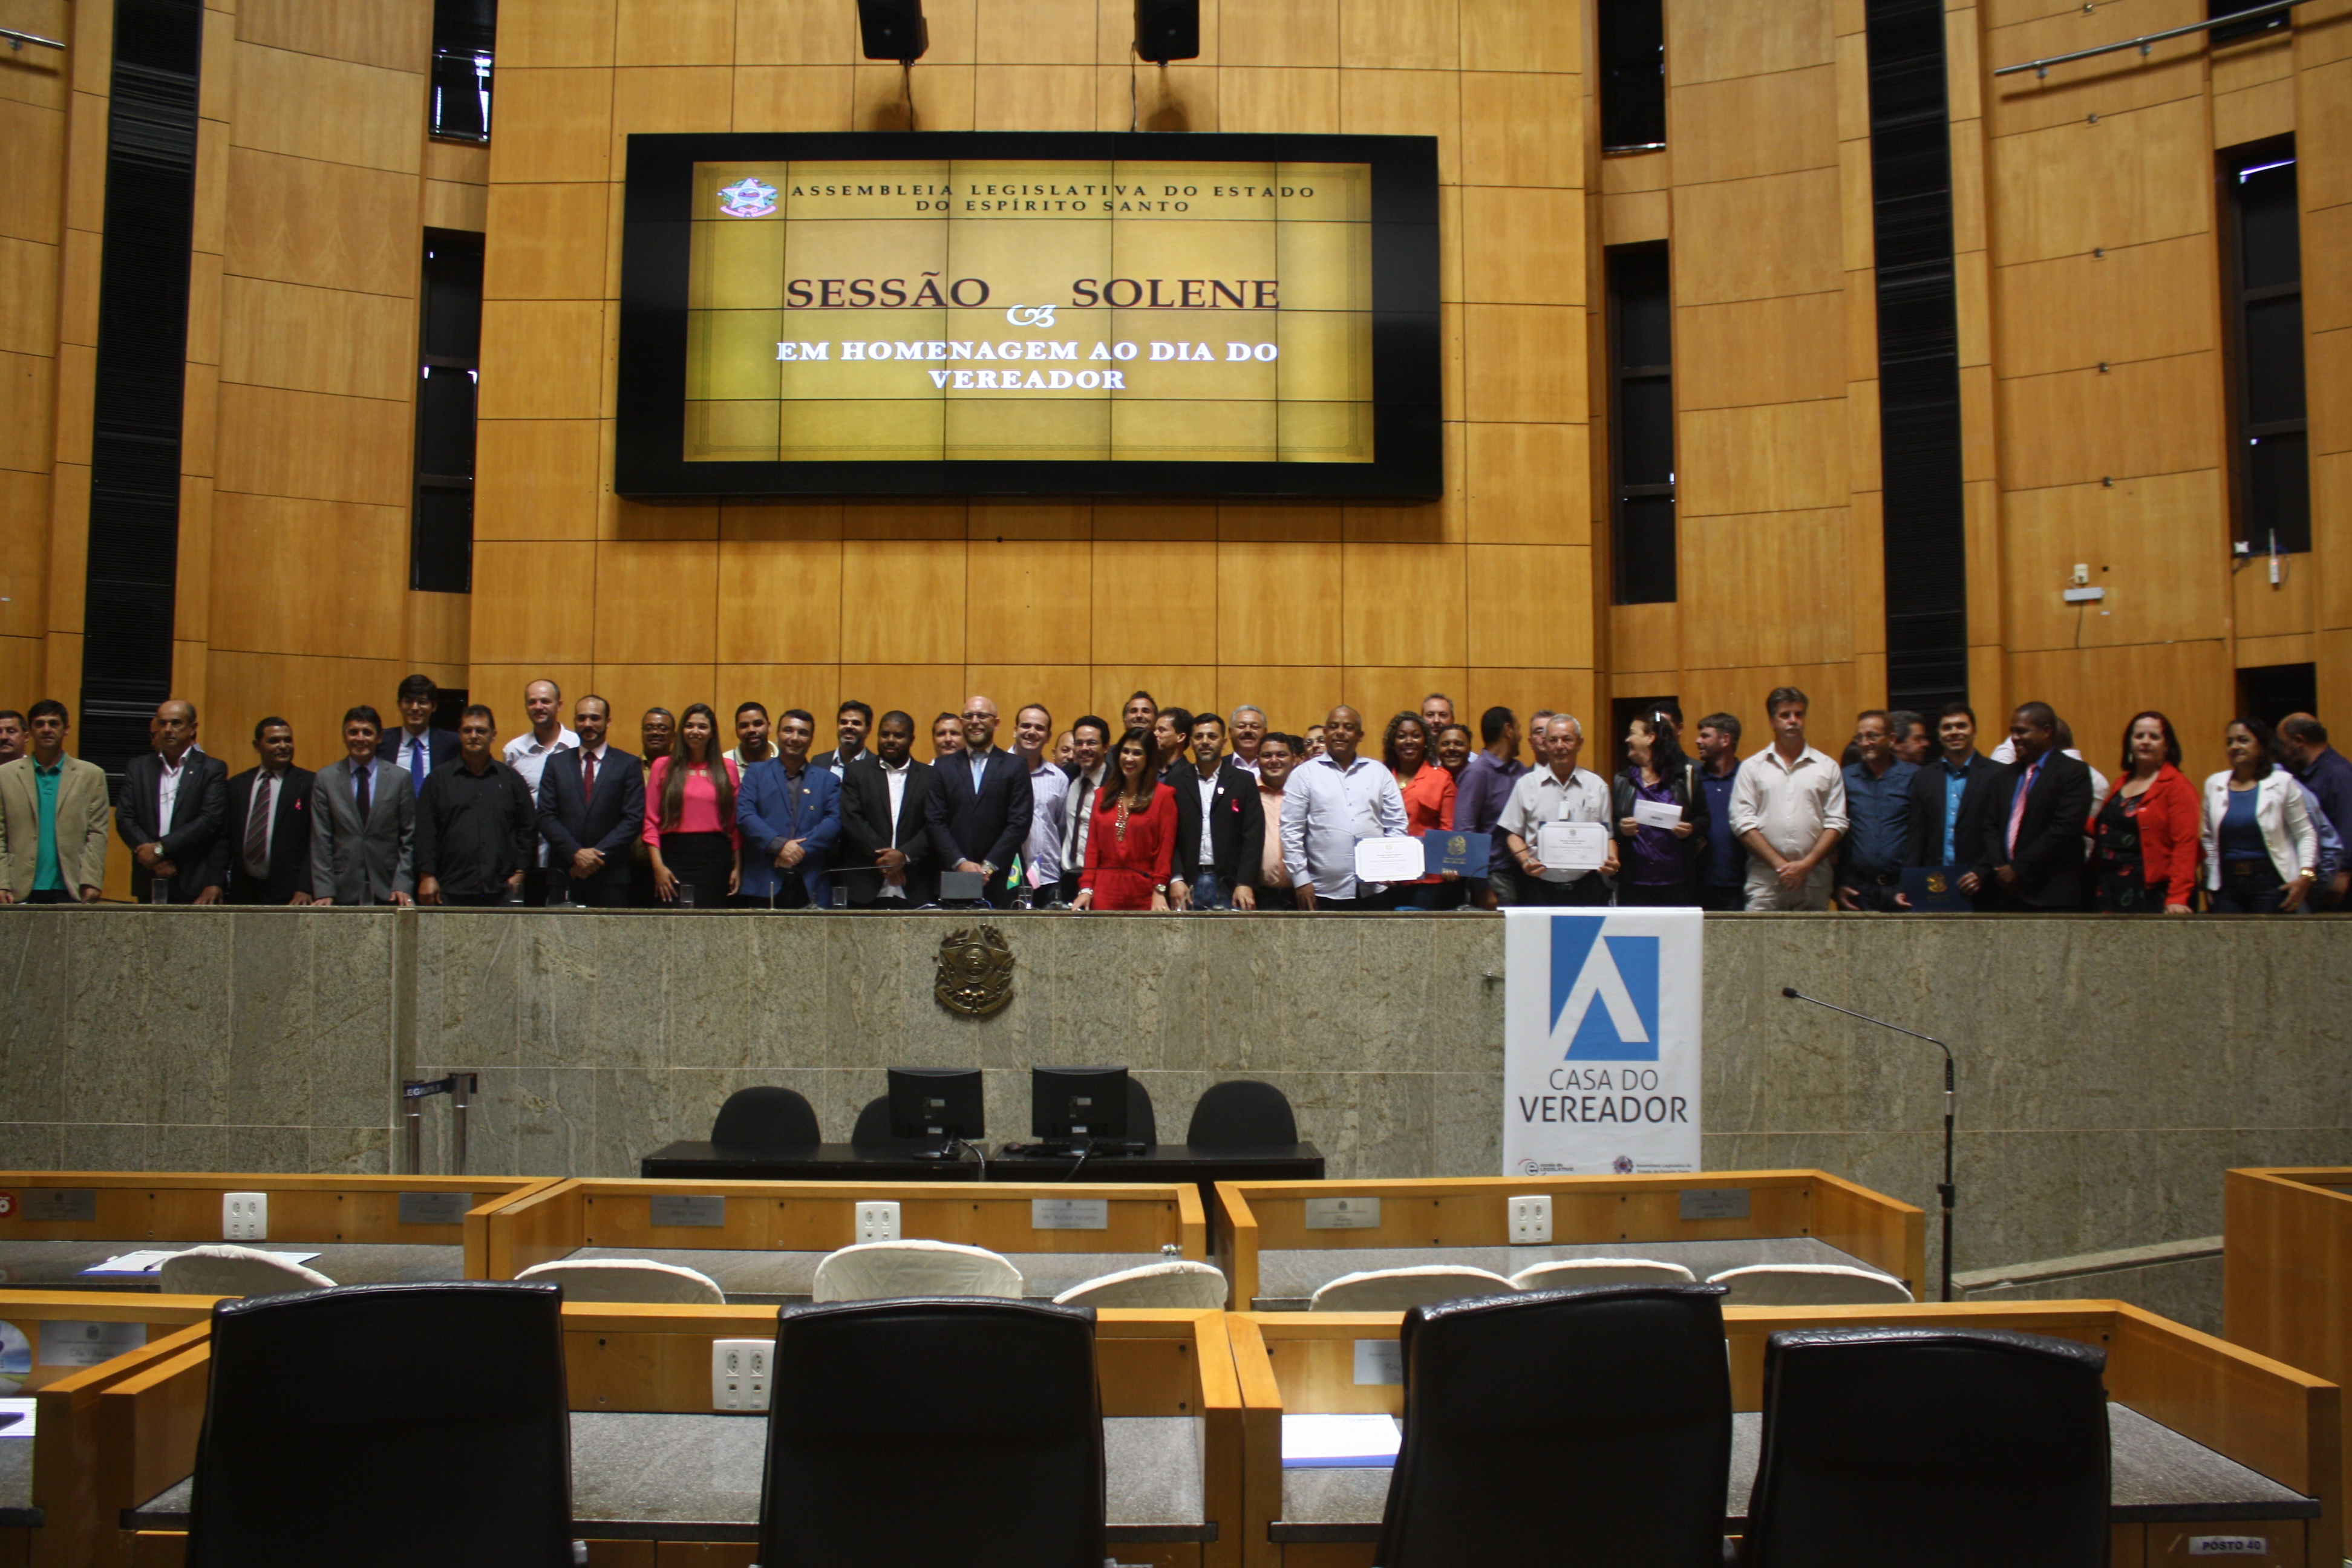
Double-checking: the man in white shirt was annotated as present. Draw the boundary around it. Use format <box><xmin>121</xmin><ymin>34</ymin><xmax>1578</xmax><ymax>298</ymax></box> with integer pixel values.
<box><xmin>1279</xmin><ymin>706</ymin><xmax>1408</xmax><ymax>909</ymax></box>
<box><xmin>1496</xmin><ymin>713</ymin><xmax>1618</xmax><ymax>906</ymax></box>
<box><xmin>1013</xmin><ymin>703</ymin><xmax>1068</xmax><ymax>905</ymax></box>
<box><xmin>1057</xmin><ymin>715</ymin><xmax>1111</xmax><ymax>905</ymax></box>
<box><xmin>1728</xmin><ymin>686</ymin><xmax>1848</xmax><ymax>911</ymax></box>
<box><xmin>500</xmin><ymin>678</ymin><xmax>577</xmax><ymax>905</ymax></box>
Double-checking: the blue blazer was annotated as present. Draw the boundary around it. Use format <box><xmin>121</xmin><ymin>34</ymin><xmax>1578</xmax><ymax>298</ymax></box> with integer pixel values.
<box><xmin>925</xmin><ymin>746</ymin><xmax>1034</xmax><ymax>874</ymax></box>
<box><xmin>737</xmin><ymin>759</ymin><xmax>842</xmax><ymax>903</ymax></box>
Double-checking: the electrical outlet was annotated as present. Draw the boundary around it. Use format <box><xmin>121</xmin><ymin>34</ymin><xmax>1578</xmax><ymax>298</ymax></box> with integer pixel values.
<box><xmin>1508</xmin><ymin>1194</ymin><xmax>1552</xmax><ymax>1246</ymax></box>
<box><xmin>223</xmin><ymin>1192</ymin><xmax>267</xmax><ymax>1241</ymax></box>
<box><xmin>711</xmin><ymin>1339</ymin><xmax>770</xmax><ymax>1412</ymax></box>
<box><xmin>855</xmin><ymin>1200</ymin><xmax>900</xmax><ymax>1243</ymax></box>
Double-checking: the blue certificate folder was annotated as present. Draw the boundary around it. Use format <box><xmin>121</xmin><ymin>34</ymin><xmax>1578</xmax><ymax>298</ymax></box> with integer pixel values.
<box><xmin>1420</xmin><ymin>830</ymin><xmax>1491</xmax><ymax>877</ymax></box>
<box><xmin>1901</xmin><ymin>865</ymin><xmax>1973</xmax><ymax>911</ymax></box>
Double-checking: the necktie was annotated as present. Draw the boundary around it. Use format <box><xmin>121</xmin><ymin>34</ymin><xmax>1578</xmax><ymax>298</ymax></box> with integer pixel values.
<box><xmin>410</xmin><ymin>735</ymin><xmax>428</xmax><ymax>794</ymax></box>
<box><xmin>245</xmin><ymin>773</ymin><xmax>274</xmax><ymax>875</ymax></box>
<box><xmin>581</xmin><ymin>748</ymin><xmax>598</xmax><ymax>801</ymax></box>
<box><xmin>354</xmin><ymin>763</ymin><xmax>371</xmax><ymax>823</ymax></box>
<box><xmin>2006</xmin><ymin>759</ymin><xmax>2039</xmax><ymax>855</ymax></box>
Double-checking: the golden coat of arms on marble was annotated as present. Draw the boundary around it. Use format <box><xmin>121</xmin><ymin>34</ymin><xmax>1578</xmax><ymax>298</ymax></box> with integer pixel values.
<box><xmin>933</xmin><ymin>926</ymin><xmax>1015</xmax><ymax>1017</ymax></box>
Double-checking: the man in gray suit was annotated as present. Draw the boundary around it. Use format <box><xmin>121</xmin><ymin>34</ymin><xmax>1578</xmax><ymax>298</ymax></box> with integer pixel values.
<box><xmin>310</xmin><ymin>705</ymin><xmax>416</xmax><ymax>906</ymax></box>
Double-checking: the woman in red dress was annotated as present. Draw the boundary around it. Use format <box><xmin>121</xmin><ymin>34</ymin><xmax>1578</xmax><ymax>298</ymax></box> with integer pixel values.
<box><xmin>1074</xmin><ymin>727</ymin><xmax>1175</xmax><ymax>912</ymax></box>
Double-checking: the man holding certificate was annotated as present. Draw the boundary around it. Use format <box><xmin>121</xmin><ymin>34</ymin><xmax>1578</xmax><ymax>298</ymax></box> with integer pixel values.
<box><xmin>1280</xmin><ymin>706</ymin><xmax>1411</xmax><ymax>910</ymax></box>
<box><xmin>1496</xmin><ymin>714</ymin><xmax>1618</xmax><ymax>906</ymax></box>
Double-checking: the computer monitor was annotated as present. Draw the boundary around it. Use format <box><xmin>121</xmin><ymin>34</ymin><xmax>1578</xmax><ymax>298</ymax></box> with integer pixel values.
<box><xmin>887</xmin><ymin>1067</ymin><xmax>985</xmax><ymax>1151</ymax></box>
<box><xmin>1030</xmin><ymin>1065</ymin><xmax>1128</xmax><ymax>1142</ymax></box>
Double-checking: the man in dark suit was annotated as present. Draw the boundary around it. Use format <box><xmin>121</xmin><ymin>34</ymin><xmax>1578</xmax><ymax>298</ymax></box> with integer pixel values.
<box><xmin>310</xmin><ymin>706</ymin><xmax>416</xmax><ymax>905</ymax></box>
<box><xmin>924</xmin><ymin>693</ymin><xmax>1031</xmax><ymax>908</ymax></box>
<box><xmin>377</xmin><ymin>673</ymin><xmax>460</xmax><ymax>799</ymax></box>
<box><xmin>837</xmin><ymin>710</ymin><xmax>937</xmax><ymax>907</ymax></box>
<box><xmin>1056</xmin><ymin>715</ymin><xmax>1112</xmax><ymax>906</ymax></box>
<box><xmin>1904</xmin><ymin>702</ymin><xmax>1999</xmax><ymax>909</ymax></box>
<box><xmin>1982</xmin><ymin>701</ymin><xmax>2094</xmax><ymax>910</ymax></box>
<box><xmin>1165</xmin><ymin>711</ymin><xmax>1266</xmax><ymax>911</ymax></box>
<box><xmin>209</xmin><ymin>716</ymin><xmax>315</xmax><ymax>904</ymax></box>
<box><xmin>535</xmin><ymin>694</ymin><xmax>644</xmax><ymax>907</ymax></box>
<box><xmin>116</xmin><ymin>697</ymin><xmax>229</xmax><ymax>904</ymax></box>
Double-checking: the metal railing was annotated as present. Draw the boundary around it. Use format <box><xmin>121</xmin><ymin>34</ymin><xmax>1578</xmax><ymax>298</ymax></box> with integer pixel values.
<box><xmin>1996</xmin><ymin>0</ymin><xmax>2305</xmax><ymax>77</ymax></box>
<box><xmin>2</xmin><ymin>25</ymin><xmax>66</xmax><ymax>50</ymax></box>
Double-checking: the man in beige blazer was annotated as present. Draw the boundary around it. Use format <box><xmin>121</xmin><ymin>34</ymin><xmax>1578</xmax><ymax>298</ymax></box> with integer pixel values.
<box><xmin>0</xmin><ymin>700</ymin><xmax>110</xmax><ymax>903</ymax></box>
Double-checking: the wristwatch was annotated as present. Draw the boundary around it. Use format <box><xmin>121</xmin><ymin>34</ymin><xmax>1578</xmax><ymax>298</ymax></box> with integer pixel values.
<box><xmin>981</xmin><ymin>860</ymin><xmax>998</xmax><ymax>877</ymax></box>
<box><xmin>1152</xmin><ymin>882</ymin><xmax>1169</xmax><ymax>894</ymax></box>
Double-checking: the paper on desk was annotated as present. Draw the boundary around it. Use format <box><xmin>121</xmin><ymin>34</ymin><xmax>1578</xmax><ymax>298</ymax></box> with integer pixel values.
<box><xmin>83</xmin><ymin>1249</ymin><xmax>322</xmax><ymax>1276</ymax></box>
<box><xmin>0</xmin><ymin>1398</ymin><xmax>34</xmax><ymax>1437</ymax></box>
<box><xmin>1535</xmin><ymin>820</ymin><xmax>1609</xmax><ymax>869</ymax></box>
<box><xmin>1631</xmin><ymin>799</ymin><xmax>1685</xmax><ymax>830</ymax></box>
<box><xmin>1282</xmin><ymin>1413</ymin><xmax>1402</xmax><ymax>1468</ymax></box>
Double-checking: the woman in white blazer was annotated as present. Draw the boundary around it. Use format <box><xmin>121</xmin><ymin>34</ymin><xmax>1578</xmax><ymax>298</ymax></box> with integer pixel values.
<box><xmin>2201</xmin><ymin>716</ymin><xmax>2320</xmax><ymax>913</ymax></box>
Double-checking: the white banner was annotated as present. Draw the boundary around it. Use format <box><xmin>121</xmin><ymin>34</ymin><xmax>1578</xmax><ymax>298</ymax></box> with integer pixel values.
<box><xmin>1502</xmin><ymin>907</ymin><xmax>1703</xmax><ymax>1175</ymax></box>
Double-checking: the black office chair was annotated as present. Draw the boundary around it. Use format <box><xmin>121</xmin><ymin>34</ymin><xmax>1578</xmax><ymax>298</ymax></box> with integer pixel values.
<box><xmin>710</xmin><ymin>1085</ymin><xmax>820</xmax><ymax>1146</ymax></box>
<box><xmin>185</xmin><ymin>1281</ymin><xmax>573</xmax><ymax>1568</ymax></box>
<box><xmin>1741</xmin><ymin>1326</ymin><xmax>2110</xmax><ymax>1568</ymax></box>
<box><xmin>757</xmin><ymin>1298</ymin><xmax>1105</xmax><ymax>1568</ymax></box>
<box><xmin>1125</xmin><ymin>1076</ymin><xmax>1157</xmax><ymax>1146</ymax></box>
<box><xmin>1376</xmin><ymin>1284</ymin><xmax>1733</xmax><ymax>1568</ymax></box>
<box><xmin>1183</xmin><ymin>1078</ymin><xmax>1297</xmax><ymax>1146</ymax></box>
<box><xmin>850</xmin><ymin>1093</ymin><xmax>931</xmax><ymax>1151</ymax></box>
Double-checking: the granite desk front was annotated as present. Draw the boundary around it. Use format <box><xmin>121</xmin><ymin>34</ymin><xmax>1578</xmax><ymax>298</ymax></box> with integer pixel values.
<box><xmin>129</xmin><ymin>1411</ymin><xmax>1212</xmax><ymax>1544</ymax></box>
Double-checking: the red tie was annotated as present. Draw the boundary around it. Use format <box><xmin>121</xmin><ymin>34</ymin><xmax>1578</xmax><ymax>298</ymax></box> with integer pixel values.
<box><xmin>581</xmin><ymin>749</ymin><xmax>597</xmax><ymax>799</ymax></box>
<box><xmin>2006</xmin><ymin>759</ymin><xmax>2039</xmax><ymax>855</ymax></box>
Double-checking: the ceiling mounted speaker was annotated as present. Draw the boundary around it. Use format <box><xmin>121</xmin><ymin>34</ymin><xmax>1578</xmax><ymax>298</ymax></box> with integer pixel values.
<box><xmin>1133</xmin><ymin>0</ymin><xmax>1199</xmax><ymax>63</ymax></box>
<box><xmin>857</xmin><ymin>0</ymin><xmax>929</xmax><ymax>61</ymax></box>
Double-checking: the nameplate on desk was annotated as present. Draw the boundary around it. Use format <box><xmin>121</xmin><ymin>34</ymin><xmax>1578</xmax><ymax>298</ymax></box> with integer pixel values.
<box><xmin>398</xmin><ymin>1192</ymin><xmax>473</xmax><ymax>1226</ymax></box>
<box><xmin>648</xmin><ymin>1195</ymin><xmax>727</xmax><ymax>1227</ymax></box>
<box><xmin>1419</xmin><ymin>831</ymin><xmax>1489</xmax><ymax>877</ymax></box>
<box><xmin>1353</xmin><ymin>1339</ymin><xmax>1402</xmax><ymax>1385</ymax></box>
<box><xmin>38</xmin><ymin>1320</ymin><xmax>145</xmax><ymax>1368</ymax></box>
<box><xmin>20</xmin><ymin>1188</ymin><xmax>96</xmax><ymax>1223</ymax></box>
<box><xmin>1030</xmin><ymin>1198</ymin><xmax>1109</xmax><ymax>1231</ymax></box>
<box><xmin>1304</xmin><ymin>1196</ymin><xmax>1381</xmax><ymax>1230</ymax></box>
<box><xmin>1679</xmin><ymin>1187</ymin><xmax>1751</xmax><ymax>1221</ymax></box>
<box><xmin>2187</xmin><ymin>1539</ymin><xmax>2270</xmax><ymax>1557</ymax></box>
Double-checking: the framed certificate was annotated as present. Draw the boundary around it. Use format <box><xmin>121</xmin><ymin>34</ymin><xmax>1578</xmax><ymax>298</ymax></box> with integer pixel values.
<box><xmin>1353</xmin><ymin>837</ymin><xmax>1426</xmax><ymax>882</ymax></box>
<box><xmin>1535</xmin><ymin>820</ymin><xmax>1609</xmax><ymax>870</ymax></box>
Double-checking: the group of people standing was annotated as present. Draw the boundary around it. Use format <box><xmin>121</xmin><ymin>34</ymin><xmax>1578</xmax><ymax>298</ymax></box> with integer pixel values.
<box><xmin>1</xmin><ymin>675</ymin><xmax>2344</xmax><ymax>918</ymax></box>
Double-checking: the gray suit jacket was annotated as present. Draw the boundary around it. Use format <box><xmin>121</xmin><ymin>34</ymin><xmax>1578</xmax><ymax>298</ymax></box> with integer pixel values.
<box><xmin>309</xmin><ymin>757</ymin><xmax>415</xmax><ymax>904</ymax></box>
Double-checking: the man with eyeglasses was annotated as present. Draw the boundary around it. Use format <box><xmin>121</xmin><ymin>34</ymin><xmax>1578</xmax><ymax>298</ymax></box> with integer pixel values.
<box><xmin>925</xmin><ymin>694</ymin><xmax>1032</xmax><ymax>909</ymax></box>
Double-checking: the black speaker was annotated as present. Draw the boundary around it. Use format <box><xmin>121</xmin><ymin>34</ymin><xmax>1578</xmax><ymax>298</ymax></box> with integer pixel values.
<box><xmin>857</xmin><ymin>0</ymin><xmax>929</xmax><ymax>61</ymax></box>
<box><xmin>1133</xmin><ymin>0</ymin><xmax>1198</xmax><ymax>62</ymax></box>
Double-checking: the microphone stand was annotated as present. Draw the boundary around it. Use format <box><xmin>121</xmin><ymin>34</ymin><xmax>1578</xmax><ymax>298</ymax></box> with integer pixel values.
<box><xmin>1782</xmin><ymin>987</ymin><xmax>1956</xmax><ymax>1303</ymax></box>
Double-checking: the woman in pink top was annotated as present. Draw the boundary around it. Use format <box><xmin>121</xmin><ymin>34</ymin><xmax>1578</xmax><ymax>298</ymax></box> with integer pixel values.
<box><xmin>644</xmin><ymin>702</ymin><xmax>740</xmax><ymax>908</ymax></box>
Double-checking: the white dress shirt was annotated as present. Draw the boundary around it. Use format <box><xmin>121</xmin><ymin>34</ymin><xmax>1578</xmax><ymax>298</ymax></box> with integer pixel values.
<box><xmin>1728</xmin><ymin>745</ymin><xmax>1850</xmax><ymax>860</ymax></box>
<box><xmin>502</xmin><ymin>726</ymin><xmax>578</xmax><ymax>866</ymax></box>
<box><xmin>1196</xmin><ymin>771</ymin><xmax>1220</xmax><ymax>864</ymax></box>
<box><xmin>155</xmin><ymin>751</ymin><xmax>186</xmax><ymax>831</ymax></box>
<box><xmin>1279</xmin><ymin>753</ymin><xmax>1409</xmax><ymax>898</ymax></box>
<box><xmin>1495</xmin><ymin>765</ymin><xmax>1612</xmax><ymax>883</ymax></box>
<box><xmin>1025</xmin><ymin>756</ymin><xmax>1068</xmax><ymax>886</ymax></box>
<box><xmin>879</xmin><ymin>757</ymin><xmax>911</xmax><ymax>899</ymax></box>
<box><xmin>1064</xmin><ymin>765</ymin><xmax>1105</xmax><ymax>872</ymax></box>
<box><xmin>398</xmin><ymin>728</ymin><xmax>435</xmax><ymax>789</ymax></box>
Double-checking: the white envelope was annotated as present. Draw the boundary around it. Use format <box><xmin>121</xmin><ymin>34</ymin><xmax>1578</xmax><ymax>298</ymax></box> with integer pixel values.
<box><xmin>1632</xmin><ymin>799</ymin><xmax>1685</xmax><ymax>830</ymax></box>
<box><xmin>1353</xmin><ymin>837</ymin><xmax>1426</xmax><ymax>882</ymax></box>
<box><xmin>1536</xmin><ymin>820</ymin><xmax>1609</xmax><ymax>869</ymax></box>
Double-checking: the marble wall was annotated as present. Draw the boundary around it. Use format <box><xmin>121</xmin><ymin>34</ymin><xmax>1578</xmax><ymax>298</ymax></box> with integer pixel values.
<box><xmin>4</xmin><ymin>907</ymin><xmax>2347</xmax><ymax>1284</ymax></box>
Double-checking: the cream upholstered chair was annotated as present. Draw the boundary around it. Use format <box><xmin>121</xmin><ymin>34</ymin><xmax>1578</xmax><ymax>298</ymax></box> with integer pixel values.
<box><xmin>1308</xmin><ymin>1265</ymin><xmax>1517</xmax><ymax>1312</ymax></box>
<box><xmin>515</xmin><ymin>1256</ymin><xmax>725</xmax><ymax>1304</ymax></box>
<box><xmin>1508</xmin><ymin>1257</ymin><xmax>1697</xmax><ymax>1290</ymax></box>
<box><xmin>1705</xmin><ymin>1262</ymin><xmax>1913</xmax><ymax>1306</ymax></box>
<box><xmin>157</xmin><ymin>1244</ymin><xmax>337</xmax><ymax>1299</ymax></box>
<box><xmin>1051</xmin><ymin>1259</ymin><xmax>1228</xmax><ymax>1308</ymax></box>
<box><xmin>812</xmin><ymin>1239</ymin><xmax>1024</xmax><ymax>1302</ymax></box>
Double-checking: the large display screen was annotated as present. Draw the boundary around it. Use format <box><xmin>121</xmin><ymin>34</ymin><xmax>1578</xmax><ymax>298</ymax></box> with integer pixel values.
<box><xmin>615</xmin><ymin>132</ymin><xmax>1440</xmax><ymax>498</ymax></box>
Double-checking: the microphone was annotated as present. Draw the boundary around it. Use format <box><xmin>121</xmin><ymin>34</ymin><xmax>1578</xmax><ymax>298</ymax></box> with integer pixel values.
<box><xmin>1782</xmin><ymin>986</ymin><xmax>1958</xmax><ymax>1304</ymax></box>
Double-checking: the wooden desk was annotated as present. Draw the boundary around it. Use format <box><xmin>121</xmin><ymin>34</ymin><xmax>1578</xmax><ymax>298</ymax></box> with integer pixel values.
<box><xmin>114</xmin><ymin>1303</ymin><xmax>1246</xmax><ymax>1568</ymax></box>
<box><xmin>1214</xmin><ymin>1169</ymin><xmax>1924</xmax><ymax>1310</ymax></box>
<box><xmin>1229</xmin><ymin>1300</ymin><xmax>2340</xmax><ymax>1568</ymax></box>
<box><xmin>0</xmin><ymin>1172</ymin><xmax>558</xmax><ymax>1293</ymax></box>
<box><xmin>2226</xmin><ymin>1166</ymin><xmax>2352</xmax><ymax>1538</ymax></box>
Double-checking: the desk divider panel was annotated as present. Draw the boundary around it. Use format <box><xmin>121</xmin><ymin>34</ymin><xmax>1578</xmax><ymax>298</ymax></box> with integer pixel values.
<box><xmin>2227</xmin><ymin>1166</ymin><xmax>2352</xmax><ymax>1543</ymax></box>
<box><xmin>1213</xmin><ymin>1171</ymin><xmax>1924</xmax><ymax>1308</ymax></box>
<box><xmin>0</xmin><ymin>1172</ymin><xmax>558</xmax><ymax>1281</ymax></box>
<box><xmin>1232</xmin><ymin>1301</ymin><xmax>2339</xmax><ymax>1568</ymax></box>
<box><xmin>487</xmin><ymin>1178</ymin><xmax>1207</xmax><ymax>1279</ymax></box>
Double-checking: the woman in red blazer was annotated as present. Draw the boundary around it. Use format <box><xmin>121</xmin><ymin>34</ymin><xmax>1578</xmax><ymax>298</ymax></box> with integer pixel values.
<box><xmin>1074</xmin><ymin>727</ymin><xmax>1176</xmax><ymax>912</ymax></box>
<box><xmin>2089</xmin><ymin>711</ymin><xmax>2198</xmax><ymax>912</ymax></box>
